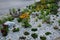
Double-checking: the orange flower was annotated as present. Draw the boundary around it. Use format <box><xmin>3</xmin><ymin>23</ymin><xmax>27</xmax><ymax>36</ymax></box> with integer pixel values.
<box><xmin>19</xmin><ymin>13</ymin><xmax>29</xmax><ymax>19</ymax></box>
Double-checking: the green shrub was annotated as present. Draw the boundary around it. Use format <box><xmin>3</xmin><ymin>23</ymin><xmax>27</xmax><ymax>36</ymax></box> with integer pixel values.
<box><xmin>31</xmin><ymin>33</ymin><xmax>38</xmax><ymax>39</ymax></box>
<box><xmin>45</xmin><ymin>32</ymin><xmax>51</xmax><ymax>35</ymax></box>
<box><xmin>24</xmin><ymin>31</ymin><xmax>30</xmax><ymax>35</ymax></box>
<box><xmin>37</xmin><ymin>16</ymin><xmax>43</xmax><ymax>19</ymax></box>
<box><xmin>17</xmin><ymin>18</ymin><xmax>22</xmax><ymax>22</ymax></box>
<box><xmin>42</xmin><ymin>16</ymin><xmax>50</xmax><ymax>24</ymax></box>
<box><xmin>40</xmin><ymin>36</ymin><xmax>46</xmax><ymax>40</ymax></box>
<box><xmin>31</xmin><ymin>28</ymin><xmax>37</xmax><ymax>32</ymax></box>
<box><xmin>22</xmin><ymin>20</ymin><xmax>31</xmax><ymax>28</ymax></box>
<box><xmin>7</xmin><ymin>16</ymin><xmax>14</xmax><ymax>21</ymax></box>
<box><xmin>22</xmin><ymin>23</ymin><xmax>31</xmax><ymax>28</ymax></box>
<box><xmin>12</xmin><ymin>28</ymin><xmax>19</xmax><ymax>32</ymax></box>
<box><xmin>0</xmin><ymin>19</ymin><xmax>7</xmax><ymax>24</ymax></box>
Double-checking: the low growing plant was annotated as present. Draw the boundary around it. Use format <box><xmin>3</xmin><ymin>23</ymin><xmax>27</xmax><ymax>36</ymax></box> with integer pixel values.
<box><xmin>24</xmin><ymin>31</ymin><xmax>30</xmax><ymax>35</ymax></box>
<box><xmin>31</xmin><ymin>28</ymin><xmax>37</xmax><ymax>32</ymax></box>
<box><xmin>53</xmin><ymin>26</ymin><xmax>59</xmax><ymax>30</ymax></box>
<box><xmin>17</xmin><ymin>18</ymin><xmax>22</xmax><ymax>22</ymax></box>
<box><xmin>1</xmin><ymin>26</ymin><xmax>9</xmax><ymax>36</ymax></box>
<box><xmin>45</xmin><ymin>32</ymin><xmax>51</xmax><ymax>35</ymax></box>
<box><xmin>31</xmin><ymin>33</ymin><xmax>38</xmax><ymax>39</ymax></box>
<box><xmin>12</xmin><ymin>28</ymin><xmax>19</xmax><ymax>32</ymax></box>
<box><xmin>40</xmin><ymin>36</ymin><xmax>46</xmax><ymax>40</ymax></box>
<box><xmin>58</xmin><ymin>20</ymin><xmax>60</xmax><ymax>23</ymax></box>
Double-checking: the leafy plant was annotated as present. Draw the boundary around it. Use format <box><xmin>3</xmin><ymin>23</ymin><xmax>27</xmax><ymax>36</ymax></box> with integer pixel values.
<box><xmin>37</xmin><ymin>16</ymin><xmax>42</xmax><ymax>19</ymax></box>
<box><xmin>42</xmin><ymin>16</ymin><xmax>50</xmax><ymax>24</ymax></box>
<box><xmin>31</xmin><ymin>33</ymin><xmax>38</xmax><ymax>39</ymax></box>
<box><xmin>53</xmin><ymin>26</ymin><xmax>59</xmax><ymax>30</ymax></box>
<box><xmin>58</xmin><ymin>20</ymin><xmax>60</xmax><ymax>23</ymax></box>
<box><xmin>31</xmin><ymin>28</ymin><xmax>37</xmax><ymax>32</ymax></box>
<box><xmin>24</xmin><ymin>31</ymin><xmax>30</xmax><ymax>35</ymax></box>
<box><xmin>7</xmin><ymin>16</ymin><xmax>14</xmax><ymax>21</ymax></box>
<box><xmin>12</xmin><ymin>28</ymin><xmax>19</xmax><ymax>32</ymax></box>
<box><xmin>12</xmin><ymin>8</ymin><xmax>16</xmax><ymax>13</ymax></box>
<box><xmin>17</xmin><ymin>18</ymin><xmax>22</xmax><ymax>22</ymax></box>
<box><xmin>0</xmin><ymin>20</ymin><xmax>3</xmax><ymax>24</ymax></box>
<box><xmin>19</xmin><ymin>36</ymin><xmax>26</xmax><ymax>40</ymax></box>
<box><xmin>22</xmin><ymin>19</ymin><xmax>31</xmax><ymax>28</ymax></box>
<box><xmin>1</xmin><ymin>26</ymin><xmax>9</xmax><ymax>36</ymax></box>
<box><xmin>22</xmin><ymin>23</ymin><xmax>31</xmax><ymax>28</ymax></box>
<box><xmin>45</xmin><ymin>32</ymin><xmax>51</xmax><ymax>35</ymax></box>
<box><xmin>40</xmin><ymin>36</ymin><xmax>46</xmax><ymax>40</ymax></box>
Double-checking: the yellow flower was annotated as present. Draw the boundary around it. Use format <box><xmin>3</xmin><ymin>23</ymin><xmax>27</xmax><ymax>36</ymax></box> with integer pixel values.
<box><xmin>19</xmin><ymin>13</ymin><xmax>29</xmax><ymax>19</ymax></box>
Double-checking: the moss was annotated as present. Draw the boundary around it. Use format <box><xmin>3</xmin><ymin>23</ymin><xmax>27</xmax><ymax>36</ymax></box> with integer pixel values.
<box><xmin>45</xmin><ymin>32</ymin><xmax>51</xmax><ymax>35</ymax></box>
<box><xmin>31</xmin><ymin>28</ymin><xmax>37</xmax><ymax>32</ymax></box>
<box><xmin>40</xmin><ymin>36</ymin><xmax>46</xmax><ymax>40</ymax></box>
<box><xmin>24</xmin><ymin>31</ymin><xmax>30</xmax><ymax>35</ymax></box>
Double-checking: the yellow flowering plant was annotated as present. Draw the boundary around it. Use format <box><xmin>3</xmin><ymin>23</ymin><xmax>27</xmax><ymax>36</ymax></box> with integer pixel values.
<box><xmin>19</xmin><ymin>12</ymin><xmax>29</xmax><ymax>19</ymax></box>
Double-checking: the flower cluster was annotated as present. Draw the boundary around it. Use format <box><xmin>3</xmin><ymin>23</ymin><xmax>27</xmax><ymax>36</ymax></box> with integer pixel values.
<box><xmin>19</xmin><ymin>13</ymin><xmax>29</xmax><ymax>19</ymax></box>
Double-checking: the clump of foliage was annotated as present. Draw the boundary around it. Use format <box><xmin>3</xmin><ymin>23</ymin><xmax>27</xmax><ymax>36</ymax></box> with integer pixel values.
<box><xmin>45</xmin><ymin>32</ymin><xmax>51</xmax><ymax>35</ymax></box>
<box><xmin>12</xmin><ymin>28</ymin><xmax>19</xmax><ymax>32</ymax></box>
<box><xmin>53</xmin><ymin>26</ymin><xmax>59</xmax><ymax>30</ymax></box>
<box><xmin>40</xmin><ymin>36</ymin><xmax>46</xmax><ymax>40</ymax></box>
<box><xmin>0</xmin><ymin>20</ymin><xmax>4</xmax><ymax>24</ymax></box>
<box><xmin>31</xmin><ymin>33</ymin><xmax>38</xmax><ymax>39</ymax></box>
<box><xmin>17</xmin><ymin>18</ymin><xmax>22</xmax><ymax>22</ymax></box>
<box><xmin>24</xmin><ymin>31</ymin><xmax>30</xmax><ymax>35</ymax></box>
<box><xmin>58</xmin><ymin>20</ymin><xmax>60</xmax><ymax>23</ymax></box>
<box><xmin>19</xmin><ymin>36</ymin><xmax>26</xmax><ymax>40</ymax></box>
<box><xmin>22</xmin><ymin>19</ymin><xmax>31</xmax><ymax>28</ymax></box>
<box><xmin>22</xmin><ymin>22</ymin><xmax>31</xmax><ymax>28</ymax></box>
<box><xmin>0</xmin><ymin>16</ymin><xmax>14</xmax><ymax>24</ymax></box>
<box><xmin>31</xmin><ymin>28</ymin><xmax>37</xmax><ymax>32</ymax></box>
<box><xmin>6</xmin><ymin>16</ymin><xmax>14</xmax><ymax>21</ymax></box>
<box><xmin>42</xmin><ymin>16</ymin><xmax>50</xmax><ymax>24</ymax></box>
<box><xmin>1</xmin><ymin>26</ymin><xmax>9</xmax><ymax>36</ymax></box>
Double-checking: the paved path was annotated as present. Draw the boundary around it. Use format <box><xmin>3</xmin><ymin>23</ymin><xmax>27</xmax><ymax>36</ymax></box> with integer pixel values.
<box><xmin>0</xmin><ymin>0</ymin><xmax>34</xmax><ymax>16</ymax></box>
